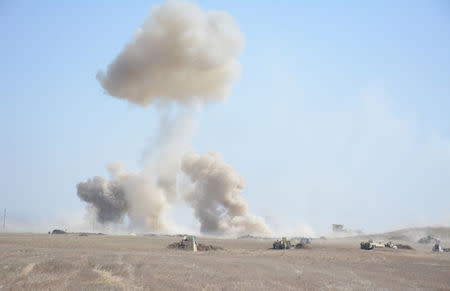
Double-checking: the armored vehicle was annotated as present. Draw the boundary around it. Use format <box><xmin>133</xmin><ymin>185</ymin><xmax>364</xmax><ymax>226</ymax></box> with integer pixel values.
<box><xmin>273</xmin><ymin>237</ymin><xmax>293</xmax><ymax>249</ymax></box>
<box><xmin>360</xmin><ymin>240</ymin><xmax>384</xmax><ymax>250</ymax></box>
<box><xmin>432</xmin><ymin>243</ymin><xmax>442</xmax><ymax>252</ymax></box>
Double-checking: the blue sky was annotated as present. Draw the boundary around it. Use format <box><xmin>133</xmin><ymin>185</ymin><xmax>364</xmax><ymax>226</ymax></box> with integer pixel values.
<box><xmin>1</xmin><ymin>0</ymin><xmax>449</xmax><ymax>234</ymax></box>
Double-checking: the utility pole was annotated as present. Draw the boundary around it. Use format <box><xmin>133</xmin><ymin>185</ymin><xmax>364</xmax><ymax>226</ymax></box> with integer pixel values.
<box><xmin>3</xmin><ymin>209</ymin><xmax>6</xmax><ymax>232</ymax></box>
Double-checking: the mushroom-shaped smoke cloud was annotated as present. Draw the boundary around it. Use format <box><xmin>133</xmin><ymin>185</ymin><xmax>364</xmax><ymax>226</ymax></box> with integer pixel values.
<box><xmin>97</xmin><ymin>0</ymin><xmax>245</xmax><ymax>106</ymax></box>
<box><xmin>77</xmin><ymin>0</ymin><xmax>270</xmax><ymax>236</ymax></box>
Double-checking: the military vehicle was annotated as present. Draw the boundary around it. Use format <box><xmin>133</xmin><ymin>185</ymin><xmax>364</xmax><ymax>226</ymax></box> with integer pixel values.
<box><xmin>360</xmin><ymin>241</ymin><xmax>374</xmax><ymax>250</ymax></box>
<box><xmin>182</xmin><ymin>235</ymin><xmax>198</xmax><ymax>252</ymax></box>
<box><xmin>385</xmin><ymin>241</ymin><xmax>398</xmax><ymax>249</ymax></box>
<box><xmin>168</xmin><ymin>235</ymin><xmax>198</xmax><ymax>251</ymax></box>
<box><xmin>299</xmin><ymin>237</ymin><xmax>312</xmax><ymax>244</ymax></box>
<box><xmin>360</xmin><ymin>240</ymin><xmax>384</xmax><ymax>250</ymax></box>
<box><xmin>432</xmin><ymin>243</ymin><xmax>450</xmax><ymax>253</ymax></box>
<box><xmin>432</xmin><ymin>243</ymin><xmax>442</xmax><ymax>252</ymax></box>
<box><xmin>273</xmin><ymin>237</ymin><xmax>294</xmax><ymax>249</ymax></box>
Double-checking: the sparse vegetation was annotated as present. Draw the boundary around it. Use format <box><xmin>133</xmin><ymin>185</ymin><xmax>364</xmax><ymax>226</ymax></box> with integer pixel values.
<box><xmin>0</xmin><ymin>230</ymin><xmax>449</xmax><ymax>290</ymax></box>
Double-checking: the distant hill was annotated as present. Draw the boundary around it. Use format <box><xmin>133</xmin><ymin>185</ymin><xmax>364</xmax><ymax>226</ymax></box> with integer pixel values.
<box><xmin>365</xmin><ymin>227</ymin><xmax>450</xmax><ymax>243</ymax></box>
<box><xmin>236</xmin><ymin>227</ymin><xmax>450</xmax><ymax>243</ymax></box>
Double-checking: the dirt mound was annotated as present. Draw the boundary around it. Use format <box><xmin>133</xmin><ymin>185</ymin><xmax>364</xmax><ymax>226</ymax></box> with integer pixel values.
<box><xmin>396</xmin><ymin>244</ymin><xmax>414</xmax><ymax>250</ymax></box>
<box><xmin>197</xmin><ymin>244</ymin><xmax>223</xmax><ymax>251</ymax></box>
<box><xmin>295</xmin><ymin>243</ymin><xmax>311</xmax><ymax>249</ymax></box>
<box><xmin>167</xmin><ymin>242</ymin><xmax>187</xmax><ymax>250</ymax></box>
<box><xmin>51</xmin><ymin>229</ymin><xmax>66</xmax><ymax>234</ymax></box>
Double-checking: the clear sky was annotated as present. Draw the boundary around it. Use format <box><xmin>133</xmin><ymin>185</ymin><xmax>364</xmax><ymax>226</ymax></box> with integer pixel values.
<box><xmin>1</xmin><ymin>0</ymin><xmax>450</xmax><ymax>235</ymax></box>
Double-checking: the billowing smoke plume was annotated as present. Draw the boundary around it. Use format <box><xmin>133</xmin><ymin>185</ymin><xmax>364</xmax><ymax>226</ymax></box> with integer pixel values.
<box><xmin>77</xmin><ymin>163</ymin><xmax>173</xmax><ymax>231</ymax></box>
<box><xmin>182</xmin><ymin>151</ymin><xmax>270</xmax><ymax>235</ymax></box>
<box><xmin>77</xmin><ymin>176</ymin><xmax>128</xmax><ymax>224</ymax></box>
<box><xmin>77</xmin><ymin>0</ymin><xmax>269</xmax><ymax>236</ymax></box>
<box><xmin>97</xmin><ymin>0</ymin><xmax>245</xmax><ymax>106</ymax></box>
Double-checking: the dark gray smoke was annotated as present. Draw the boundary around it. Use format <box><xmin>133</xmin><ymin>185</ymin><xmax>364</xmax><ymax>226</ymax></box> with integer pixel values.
<box><xmin>77</xmin><ymin>162</ymin><xmax>176</xmax><ymax>232</ymax></box>
<box><xmin>77</xmin><ymin>176</ymin><xmax>128</xmax><ymax>224</ymax></box>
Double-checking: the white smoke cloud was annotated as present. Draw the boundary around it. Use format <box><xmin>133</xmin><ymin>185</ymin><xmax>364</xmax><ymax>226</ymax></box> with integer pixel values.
<box><xmin>97</xmin><ymin>0</ymin><xmax>245</xmax><ymax>106</ymax></box>
<box><xmin>181</xmin><ymin>151</ymin><xmax>270</xmax><ymax>236</ymax></box>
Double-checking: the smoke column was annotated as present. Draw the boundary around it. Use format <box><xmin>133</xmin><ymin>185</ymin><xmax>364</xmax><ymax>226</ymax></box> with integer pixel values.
<box><xmin>182</xmin><ymin>151</ymin><xmax>270</xmax><ymax>235</ymax></box>
<box><xmin>77</xmin><ymin>110</ymin><xmax>194</xmax><ymax>233</ymax></box>
<box><xmin>77</xmin><ymin>0</ymin><xmax>269</xmax><ymax>236</ymax></box>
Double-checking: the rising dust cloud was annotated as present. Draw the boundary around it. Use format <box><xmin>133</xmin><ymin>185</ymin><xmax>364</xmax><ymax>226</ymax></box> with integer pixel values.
<box><xmin>77</xmin><ymin>0</ymin><xmax>269</xmax><ymax>236</ymax></box>
<box><xmin>96</xmin><ymin>0</ymin><xmax>244</xmax><ymax>106</ymax></box>
<box><xmin>182</xmin><ymin>151</ymin><xmax>270</xmax><ymax>235</ymax></box>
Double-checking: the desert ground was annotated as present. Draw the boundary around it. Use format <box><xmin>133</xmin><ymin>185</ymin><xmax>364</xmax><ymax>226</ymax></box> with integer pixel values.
<box><xmin>0</xmin><ymin>228</ymin><xmax>449</xmax><ymax>290</ymax></box>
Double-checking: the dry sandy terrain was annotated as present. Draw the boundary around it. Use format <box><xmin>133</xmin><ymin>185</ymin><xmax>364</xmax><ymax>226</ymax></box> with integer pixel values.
<box><xmin>0</xmin><ymin>231</ymin><xmax>449</xmax><ymax>290</ymax></box>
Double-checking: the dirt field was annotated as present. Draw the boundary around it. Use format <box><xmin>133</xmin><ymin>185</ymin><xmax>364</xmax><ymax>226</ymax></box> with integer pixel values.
<box><xmin>0</xmin><ymin>232</ymin><xmax>449</xmax><ymax>290</ymax></box>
